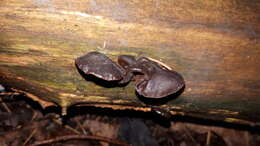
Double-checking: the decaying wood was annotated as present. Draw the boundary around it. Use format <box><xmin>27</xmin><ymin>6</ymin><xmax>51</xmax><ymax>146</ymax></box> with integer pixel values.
<box><xmin>0</xmin><ymin>0</ymin><xmax>259</xmax><ymax>127</ymax></box>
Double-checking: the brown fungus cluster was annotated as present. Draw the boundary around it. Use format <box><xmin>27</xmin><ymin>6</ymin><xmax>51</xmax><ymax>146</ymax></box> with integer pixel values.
<box><xmin>75</xmin><ymin>51</ymin><xmax>185</xmax><ymax>99</ymax></box>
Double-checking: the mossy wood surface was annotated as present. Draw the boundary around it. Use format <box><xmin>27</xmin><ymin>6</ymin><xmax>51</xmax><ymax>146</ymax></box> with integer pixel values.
<box><xmin>0</xmin><ymin>0</ymin><xmax>259</xmax><ymax>126</ymax></box>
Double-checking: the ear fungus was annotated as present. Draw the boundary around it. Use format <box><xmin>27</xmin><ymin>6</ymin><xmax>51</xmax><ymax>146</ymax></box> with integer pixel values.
<box><xmin>75</xmin><ymin>52</ymin><xmax>185</xmax><ymax>99</ymax></box>
<box><xmin>117</xmin><ymin>55</ymin><xmax>137</xmax><ymax>84</ymax></box>
<box><xmin>75</xmin><ymin>51</ymin><xmax>126</xmax><ymax>81</ymax></box>
<box><xmin>118</xmin><ymin>55</ymin><xmax>136</xmax><ymax>69</ymax></box>
<box><xmin>131</xmin><ymin>57</ymin><xmax>185</xmax><ymax>98</ymax></box>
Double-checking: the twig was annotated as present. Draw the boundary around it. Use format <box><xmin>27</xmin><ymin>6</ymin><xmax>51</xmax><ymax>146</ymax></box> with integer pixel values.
<box><xmin>0</xmin><ymin>92</ymin><xmax>20</xmax><ymax>96</ymax></box>
<box><xmin>23</xmin><ymin>128</ymin><xmax>37</xmax><ymax>146</ymax></box>
<box><xmin>31</xmin><ymin>111</ymin><xmax>38</xmax><ymax>121</ymax></box>
<box><xmin>52</xmin><ymin>118</ymin><xmax>81</xmax><ymax>134</ymax></box>
<box><xmin>0</xmin><ymin>97</ymin><xmax>11</xmax><ymax>113</ymax></box>
<box><xmin>75</xmin><ymin>118</ymin><xmax>87</xmax><ymax>135</ymax></box>
<box><xmin>183</xmin><ymin>126</ymin><xmax>199</xmax><ymax>146</ymax></box>
<box><xmin>97</xmin><ymin>41</ymin><xmax>107</xmax><ymax>50</ymax></box>
<box><xmin>29</xmin><ymin>134</ymin><xmax>130</xmax><ymax>146</ymax></box>
<box><xmin>206</xmin><ymin>131</ymin><xmax>211</xmax><ymax>146</ymax></box>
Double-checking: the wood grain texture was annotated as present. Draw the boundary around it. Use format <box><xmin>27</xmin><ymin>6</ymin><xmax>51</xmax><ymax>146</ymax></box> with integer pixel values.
<box><xmin>0</xmin><ymin>0</ymin><xmax>259</xmax><ymax>126</ymax></box>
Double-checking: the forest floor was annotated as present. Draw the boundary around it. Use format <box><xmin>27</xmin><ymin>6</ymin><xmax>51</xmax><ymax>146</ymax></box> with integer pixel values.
<box><xmin>0</xmin><ymin>89</ymin><xmax>259</xmax><ymax>146</ymax></box>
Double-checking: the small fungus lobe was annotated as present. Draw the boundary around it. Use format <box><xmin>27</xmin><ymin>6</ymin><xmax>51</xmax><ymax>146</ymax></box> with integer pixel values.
<box><xmin>75</xmin><ymin>51</ymin><xmax>125</xmax><ymax>81</ymax></box>
<box><xmin>130</xmin><ymin>57</ymin><xmax>185</xmax><ymax>98</ymax></box>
